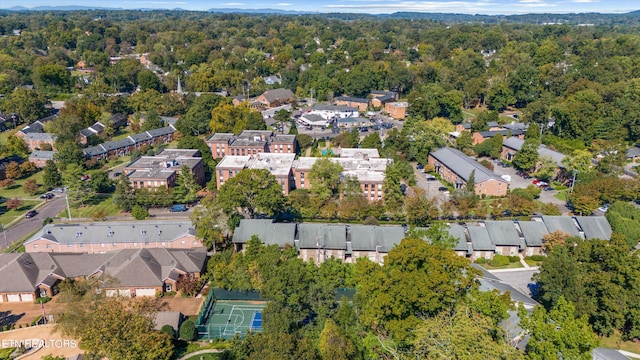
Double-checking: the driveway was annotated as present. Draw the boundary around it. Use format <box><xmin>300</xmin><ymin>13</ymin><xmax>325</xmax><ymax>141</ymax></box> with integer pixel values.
<box><xmin>490</xmin><ymin>268</ymin><xmax>539</xmax><ymax>297</ymax></box>
<box><xmin>411</xmin><ymin>164</ymin><xmax>451</xmax><ymax>208</ymax></box>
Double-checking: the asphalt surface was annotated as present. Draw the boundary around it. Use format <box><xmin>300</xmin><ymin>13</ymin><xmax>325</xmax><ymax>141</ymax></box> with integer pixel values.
<box><xmin>1</xmin><ymin>196</ymin><xmax>67</xmax><ymax>250</ymax></box>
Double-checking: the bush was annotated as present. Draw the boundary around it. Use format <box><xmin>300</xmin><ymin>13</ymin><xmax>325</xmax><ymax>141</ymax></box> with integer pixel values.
<box><xmin>508</xmin><ymin>256</ymin><xmax>520</xmax><ymax>263</ymax></box>
<box><xmin>475</xmin><ymin>257</ymin><xmax>486</xmax><ymax>264</ymax></box>
<box><xmin>131</xmin><ymin>205</ymin><xmax>149</xmax><ymax>220</ymax></box>
<box><xmin>489</xmin><ymin>254</ymin><xmax>510</xmax><ymax>267</ymax></box>
<box><xmin>179</xmin><ymin>319</ymin><xmax>196</xmax><ymax>341</ymax></box>
<box><xmin>527</xmin><ymin>255</ymin><xmax>545</xmax><ymax>262</ymax></box>
<box><xmin>160</xmin><ymin>324</ymin><xmax>176</xmax><ymax>340</ymax></box>
<box><xmin>35</xmin><ymin>296</ymin><xmax>51</xmax><ymax>304</ymax></box>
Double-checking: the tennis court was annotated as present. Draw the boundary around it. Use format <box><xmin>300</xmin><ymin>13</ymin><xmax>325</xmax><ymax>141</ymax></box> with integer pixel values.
<box><xmin>196</xmin><ymin>300</ymin><xmax>266</xmax><ymax>340</ymax></box>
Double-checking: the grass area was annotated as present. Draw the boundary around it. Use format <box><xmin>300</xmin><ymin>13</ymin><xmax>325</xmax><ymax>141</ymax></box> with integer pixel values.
<box><xmin>524</xmin><ymin>259</ymin><xmax>542</xmax><ymax>267</ymax></box>
<box><xmin>3</xmin><ymin>228</ymin><xmax>38</xmax><ymax>253</ymax></box>
<box><xmin>554</xmin><ymin>190</ymin><xmax>569</xmax><ymax>202</ymax></box>
<box><xmin>0</xmin><ymin>200</ymin><xmax>40</xmax><ymax>226</ymax></box>
<box><xmin>481</xmin><ymin>261</ymin><xmax>524</xmax><ymax>270</ymax></box>
<box><xmin>600</xmin><ymin>332</ymin><xmax>640</xmax><ymax>354</ymax></box>
<box><xmin>0</xmin><ymin>172</ymin><xmax>45</xmax><ymax>199</ymax></box>
<box><xmin>59</xmin><ymin>196</ymin><xmax>122</xmax><ymax>219</ymax></box>
<box><xmin>0</xmin><ymin>347</ymin><xmax>16</xmax><ymax>359</ymax></box>
<box><xmin>171</xmin><ymin>341</ymin><xmax>229</xmax><ymax>360</ymax></box>
<box><xmin>0</xmin><ymin>131</ymin><xmax>12</xmax><ymax>145</ymax></box>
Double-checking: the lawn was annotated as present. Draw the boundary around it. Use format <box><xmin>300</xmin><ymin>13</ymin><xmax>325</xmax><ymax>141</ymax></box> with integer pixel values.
<box><xmin>59</xmin><ymin>196</ymin><xmax>122</xmax><ymax>219</ymax></box>
<box><xmin>0</xmin><ymin>172</ymin><xmax>45</xmax><ymax>199</ymax></box>
<box><xmin>600</xmin><ymin>332</ymin><xmax>640</xmax><ymax>354</ymax></box>
<box><xmin>184</xmin><ymin>353</ymin><xmax>223</xmax><ymax>360</ymax></box>
<box><xmin>0</xmin><ymin>200</ymin><xmax>39</xmax><ymax>226</ymax></box>
<box><xmin>554</xmin><ymin>190</ymin><xmax>569</xmax><ymax>202</ymax></box>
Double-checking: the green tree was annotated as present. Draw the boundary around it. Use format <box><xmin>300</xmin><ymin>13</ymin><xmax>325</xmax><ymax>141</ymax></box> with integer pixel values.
<box><xmin>190</xmin><ymin>194</ymin><xmax>225</xmax><ymax>251</ymax></box>
<box><xmin>210</xmin><ymin>102</ymin><xmax>265</xmax><ymax>135</ymax></box>
<box><xmin>308</xmin><ymin>158</ymin><xmax>343</xmax><ymax>202</ymax></box>
<box><xmin>273</xmin><ymin>109</ymin><xmax>291</xmax><ymax>134</ymax></box>
<box><xmin>22</xmin><ymin>178</ymin><xmax>38</xmax><ymax>195</ymax></box>
<box><xmin>360</xmin><ymin>132</ymin><xmax>382</xmax><ymax>151</ymax></box>
<box><xmin>140</xmin><ymin>110</ymin><xmax>163</xmax><ymax>131</ymax></box>
<box><xmin>519</xmin><ymin>297</ymin><xmax>598</xmax><ymax>360</ymax></box>
<box><xmin>6</xmin><ymin>136</ymin><xmax>28</xmax><ymax>157</ymax></box>
<box><xmin>173</xmin><ymin>167</ymin><xmax>201</xmax><ymax>204</ymax></box>
<box><xmin>131</xmin><ymin>205</ymin><xmax>150</xmax><ymax>220</ymax></box>
<box><xmin>513</xmin><ymin>139</ymin><xmax>539</xmax><ymax>171</ymax></box>
<box><xmin>5</xmin><ymin>87</ymin><xmax>50</xmax><ymax>122</ymax></box>
<box><xmin>179</xmin><ymin>319</ymin><xmax>196</xmax><ymax>341</ymax></box>
<box><xmin>176</xmin><ymin>94</ymin><xmax>229</xmax><ymax>136</ymax></box>
<box><xmin>319</xmin><ymin>319</ymin><xmax>356</xmax><ymax>360</ymax></box>
<box><xmin>356</xmin><ymin>238</ymin><xmax>478</xmax><ymax>344</ymax></box>
<box><xmin>217</xmin><ymin>169</ymin><xmax>285</xmax><ymax>218</ymax></box>
<box><xmin>42</xmin><ymin>160</ymin><xmax>62</xmax><ymax>189</ymax></box>
<box><xmin>137</xmin><ymin>69</ymin><xmax>160</xmax><ymax>91</ymax></box>
<box><xmin>55</xmin><ymin>279</ymin><xmax>173</xmax><ymax>360</ymax></box>
<box><xmin>413</xmin><ymin>305</ymin><xmax>523</xmax><ymax>359</ymax></box>
<box><xmin>404</xmin><ymin>189</ymin><xmax>438</xmax><ymax>227</ymax></box>
<box><xmin>112</xmin><ymin>174</ymin><xmax>136</xmax><ymax>212</ymax></box>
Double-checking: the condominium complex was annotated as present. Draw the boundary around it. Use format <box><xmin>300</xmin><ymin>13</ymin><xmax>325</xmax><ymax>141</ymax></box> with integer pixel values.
<box><xmin>207</xmin><ymin>130</ymin><xmax>297</xmax><ymax>159</ymax></box>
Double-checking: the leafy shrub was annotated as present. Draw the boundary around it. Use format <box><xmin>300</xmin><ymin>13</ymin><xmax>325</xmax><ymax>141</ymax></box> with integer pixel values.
<box><xmin>131</xmin><ymin>205</ymin><xmax>149</xmax><ymax>220</ymax></box>
<box><xmin>475</xmin><ymin>258</ymin><xmax>486</xmax><ymax>264</ymax></box>
<box><xmin>527</xmin><ymin>255</ymin><xmax>546</xmax><ymax>262</ymax></box>
<box><xmin>489</xmin><ymin>254</ymin><xmax>510</xmax><ymax>267</ymax></box>
<box><xmin>508</xmin><ymin>256</ymin><xmax>520</xmax><ymax>263</ymax></box>
<box><xmin>35</xmin><ymin>296</ymin><xmax>51</xmax><ymax>304</ymax></box>
<box><xmin>179</xmin><ymin>319</ymin><xmax>196</xmax><ymax>341</ymax></box>
<box><xmin>160</xmin><ymin>324</ymin><xmax>176</xmax><ymax>340</ymax></box>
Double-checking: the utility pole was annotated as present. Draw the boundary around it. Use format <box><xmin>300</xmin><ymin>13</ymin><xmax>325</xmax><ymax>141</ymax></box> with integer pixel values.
<box><xmin>1</xmin><ymin>222</ymin><xmax>7</xmax><ymax>249</ymax></box>
<box><xmin>65</xmin><ymin>192</ymin><xmax>72</xmax><ymax>220</ymax></box>
<box><xmin>570</xmin><ymin>170</ymin><xmax>578</xmax><ymax>194</ymax></box>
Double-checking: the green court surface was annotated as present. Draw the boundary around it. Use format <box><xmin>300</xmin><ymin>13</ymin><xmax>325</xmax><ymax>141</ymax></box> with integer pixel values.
<box><xmin>196</xmin><ymin>300</ymin><xmax>266</xmax><ymax>340</ymax></box>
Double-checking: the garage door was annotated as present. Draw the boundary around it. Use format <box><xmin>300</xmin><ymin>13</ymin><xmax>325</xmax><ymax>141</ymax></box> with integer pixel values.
<box><xmin>118</xmin><ymin>289</ymin><xmax>131</xmax><ymax>297</ymax></box>
<box><xmin>20</xmin><ymin>294</ymin><xmax>33</xmax><ymax>302</ymax></box>
<box><xmin>7</xmin><ymin>294</ymin><xmax>21</xmax><ymax>302</ymax></box>
<box><xmin>105</xmin><ymin>290</ymin><xmax>117</xmax><ymax>297</ymax></box>
<box><xmin>135</xmin><ymin>288</ymin><xmax>157</xmax><ymax>297</ymax></box>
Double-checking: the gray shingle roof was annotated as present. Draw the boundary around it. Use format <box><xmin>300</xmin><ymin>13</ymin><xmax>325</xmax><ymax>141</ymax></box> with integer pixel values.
<box><xmin>146</xmin><ymin>126</ymin><xmax>175</xmax><ymax>137</ymax></box>
<box><xmin>29</xmin><ymin>151</ymin><xmax>55</xmax><ymax>161</ymax></box>
<box><xmin>416</xmin><ymin>224</ymin><xmax>469</xmax><ymax>253</ymax></box>
<box><xmin>232</xmin><ymin>219</ymin><xmax>296</xmax><ymax>247</ymax></box>
<box><xmin>25</xmin><ymin>220</ymin><xmax>196</xmax><ymax>246</ymax></box>
<box><xmin>574</xmin><ymin>216</ymin><xmax>612</xmax><ymax>240</ymax></box>
<box><xmin>350</xmin><ymin>225</ymin><xmax>405</xmax><ymax>252</ymax></box>
<box><xmin>540</xmin><ymin>216</ymin><xmax>581</xmax><ymax>237</ymax></box>
<box><xmin>517</xmin><ymin>220</ymin><xmax>549</xmax><ymax>247</ymax></box>
<box><xmin>429</xmin><ymin>147</ymin><xmax>506</xmax><ymax>184</ymax></box>
<box><xmin>484</xmin><ymin>221</ymin><xmax>525</xmax><ymax>249</ymax></box>
<box><xmin>298</xmin><ymin>223</ymin><xmax>347</xmax><ymax>250</ymax></box>
<box><xmin>23</xmin><ymin>133</ymin><xmax>55</xmax><ymax>141</ymax></box>
<box><xmin>627</xmin><ymin>146</ymin><xmax>640</xmax><ymax>159</ymax></box>
<box><xmin>336</xmin><ymin>96</ymin><xmax>368</xmax><ymax>103</ymax></box>
<box><xmin>503</xmin><ymin>137</ymin><xmax>566</xmax><ymax>167</ymax></box>
<box><xmin>466</xmin><ymin>224</ymin><xmax>495</xmax><ymax>251</ymax></box>
<box><xmin>261</xmin><ymin>88</ymin><xmax>294</xmax><ymax>103</ymax></box>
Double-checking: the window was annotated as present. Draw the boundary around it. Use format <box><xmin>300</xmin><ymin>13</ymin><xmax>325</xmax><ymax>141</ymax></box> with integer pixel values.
<box><xmin>165</xmin><ymin>284</ymin><xmax>172</xmax><ymax>292</ymax></box>
<box><xmin>67</xmin><ymin>244</ymin><xmax>72</xmax><ymax>248</ymax></box>
<box><xmin>181</xmin><ymin>240</ymin><xmax>186</xmax><ymax>245</ymax></box>
<box><xmin>101</xmin><ymin>243</ymin><xmax>105</xmax><ymax>247</ymax></box>
<box><xmin>112</xmin><ymin>243</ymin><xmax>117</xmax><ymax>246</ymax></box>
<box><xmin>79</xmin><ymin>243</ymin><xmax>84</xmax><ymax>248</ymax></box>
<box><xmin>34</xmin><ymin>245</ymin><xmax>38</xmax><ymax>249</ymax></box>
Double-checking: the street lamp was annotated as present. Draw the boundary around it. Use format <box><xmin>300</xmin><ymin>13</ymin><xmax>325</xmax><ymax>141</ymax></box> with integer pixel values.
<box><xmin>1</xmin><ymin>222</ymin><xmax>7</xmax><ymax>249</ymax></box>
<box><xmin>570</xmin><ymin>170</ymin><xmax>578</xmax><ymax>195</ymax></box>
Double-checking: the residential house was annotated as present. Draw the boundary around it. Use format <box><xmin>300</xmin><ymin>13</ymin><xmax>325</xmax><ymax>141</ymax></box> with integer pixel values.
<box><xmin>297</xmin><ymin>223</ymin><xmax>348</xmax><ymax>263</ymax></box>
<box><xmin>83</xmin><ymin>125</ymin><xmax>176</xmax><ymax>160</ymax></box>
<box><xmin>349</xmin><ymin>225</ymin><xmax>405</xmax><ymax>264</ymax></box>
<box><xmin>124</xmin><ymin>149</ymin><xmax>205</xmax><ymax>190</ymax></box>
<box><xmin>28</xmin><ymin>150</ymin><xmax>56</xmax><ymax>168</ymax></box>
<box><xmin>626</xmin><ymin>145</ymin><xmax>640</xmax><ymax>162</ymax></box>
<box><xmin>472</xmin><ymin>129</ymin><xmax>524</xmax><ymax>146</ymax></box>
<box><xmin>23</xmin><ymin>133</ymin><xmax>56</xmax><ymax>151</ymax></box>
<box><xmin>230</xmin><ymin>216</ymin><xmax>612</xmax><ymax>263</ymax></box>
<box><xmin>298</xmin><ymin>113</ymin><xmax>330</xmax><ymax>129</ymax></box>
<box><xmin>263</xmin><ymin>75</ymin><xmax>282</xmax><ymax>85</ymax></box>
<box><xmin>336</xmin><ymin>117</ymin><xmax>371</xmax><ymax>128</ymax></box>
<box><xmin>428</xmin><ymin>147</ymin><xmax>509</xmax><ymax>196</ymax></box>
<box><xmin>24</xmin><ymin>220</ymin><xmax>202</xmax><ymax>254</ymax></box>
<box><xmin>79</xmin><ymin>122</ymin><xmax>106</xmax><ymax>144</ymax></box>
<box><xmin>501</xmin><ymin>136</ymin><xmax>566</xmax><ymax>169</ymax></box>
<box><xmin>335</xmin><ymin>96</ymin><xmax>368</xmax><ymax>112</ymax></box>
<box><xmin>231</xmin><ymin>219</ymin><xmax>296</xmax><ymax>252</ymax></box>
<box><xmin>255</xmin><ymin>88</ymin><xmax>295</xmax><ymax>108</ymax></box>
<box><xmin>16</xmin><ymin>113</ymin><xmax>59</xmax><ymax>138</ymax></box>
<box><xmin>0</xmin><ymin>248</ymin><xmax>207</xmax><ymax>301</ymax></box>
<box><xmin>370</xmin><ymin>91</ymin><xmax>398</xmax><ymax>108</ymax></box>
<box><xmin>384</xmin><ymin>102</ymin><xmax>408</xmax><ymax>120</ymax></box>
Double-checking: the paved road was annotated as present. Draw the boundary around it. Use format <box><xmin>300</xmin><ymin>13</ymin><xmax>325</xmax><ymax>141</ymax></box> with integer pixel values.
<box><xmin>1</xmin><ymin>196</ymin><xmax>67</xmax><ymax>250</ymax></box>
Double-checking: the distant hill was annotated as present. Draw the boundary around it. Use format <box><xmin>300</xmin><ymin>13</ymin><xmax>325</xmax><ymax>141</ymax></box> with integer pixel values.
<box><xmin>207</xmin><ymin>8</ymin><xmax>316</xmax><ymax>15</ymax></box>
<box><xmin>0</xmin><ymin>6</ymin><xmax>639</xmax><ymax>25</ymax></box>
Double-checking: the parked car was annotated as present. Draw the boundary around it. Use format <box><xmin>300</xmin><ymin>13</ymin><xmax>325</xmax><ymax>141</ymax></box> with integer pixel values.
<box><xmin>25</xmin><ymin>210</ymin><xmax>37</xmax><ymax>218</ymax></box>
<box><xmin>40</xmin><ymin>193</ymin><xmax>54</xmax><ymax>199</ymax></box>
<box><xmin>438</xmin><ymin>187</ymin><xmax>448</xmax><ymax>192</ymax></box>
<box><xmin>170</xmin><ymin>204</ymin><xmax>187</xmax><ymax>212</ymax></box>
<box><xmin>80</xmin><ymin>174</ymin><xmax>90</xmax><ymax>181</ymax></box>
<box><xmin>426</xmin><ymin>175</ymin><xmax>437</xmax><ymax>181</ymax></box>
<box><xmin>52</xmin><ymin>187</ymin><xmax>65</xmax><ymax>193</ymax></box>
<box><xmin>416</xmin><ymin>164</ymin><xmax>424</xmax><ymax>170</ymax></box>
<box><xmin>597</xmin><ymin>204</ymin><xmax>609</xmax><ymax>212</ymax></box>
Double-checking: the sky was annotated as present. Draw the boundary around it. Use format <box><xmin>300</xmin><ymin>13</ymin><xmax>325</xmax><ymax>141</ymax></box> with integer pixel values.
<box><xmin>2</xmin><ymin>0</ymin><xmax>639</xmax><ymax>15</ymax></box>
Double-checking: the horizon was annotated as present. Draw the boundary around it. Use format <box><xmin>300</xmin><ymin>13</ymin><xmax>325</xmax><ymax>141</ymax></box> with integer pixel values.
<box><xmin>1</xmin><ymin>0</ymin><xmax>639</xmax><ymax>16</ymax></box>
